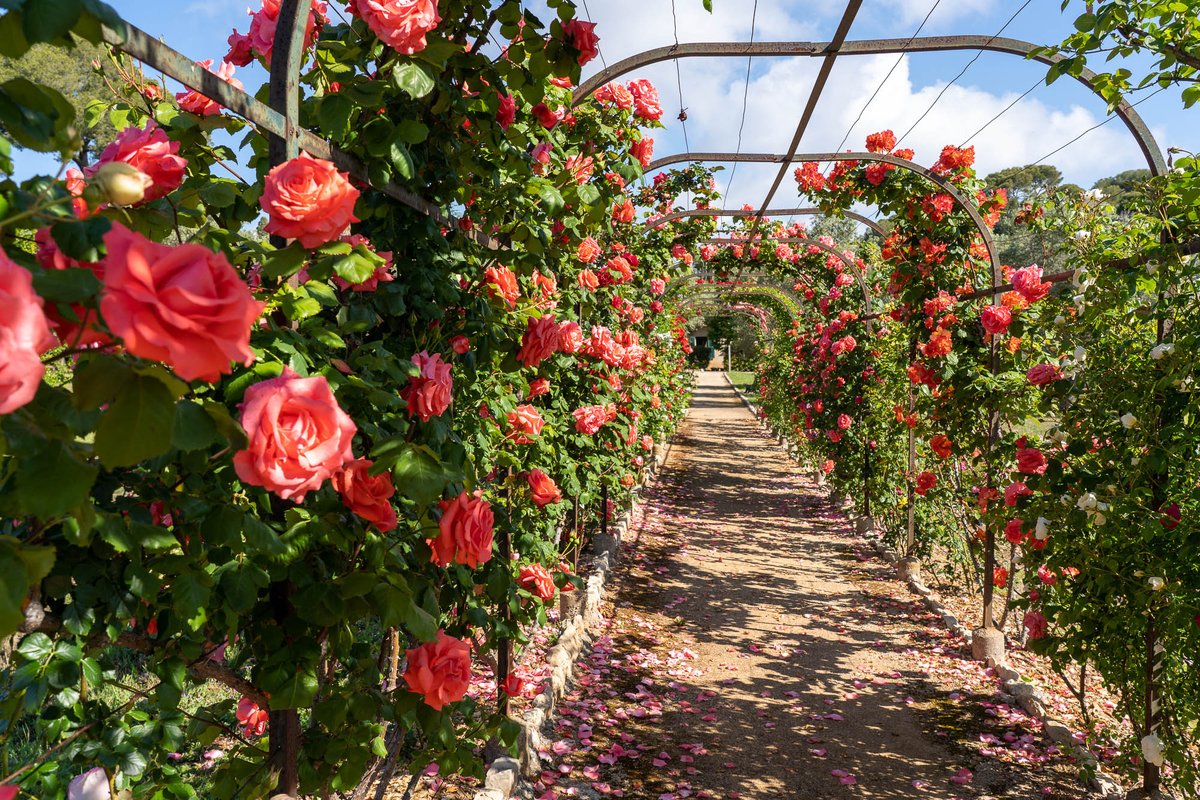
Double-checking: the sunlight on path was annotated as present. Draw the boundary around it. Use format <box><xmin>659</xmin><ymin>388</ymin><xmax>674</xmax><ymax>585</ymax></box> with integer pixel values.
<box><xmin>524</xmin><ymin>372</ymin><xmax>1088</xmax><ymax>800</ymax></box>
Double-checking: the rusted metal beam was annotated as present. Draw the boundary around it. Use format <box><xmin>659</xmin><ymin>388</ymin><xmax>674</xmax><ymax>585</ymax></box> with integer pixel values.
<box><xmin>573</xmin><ymin>35</ymin><xmax>1167</xmax><ymax>176</ymax></box>
<box><xmin>648</xmin><ymin>206</ymin><xmax>888</xmax><ymax>237</ymax></box>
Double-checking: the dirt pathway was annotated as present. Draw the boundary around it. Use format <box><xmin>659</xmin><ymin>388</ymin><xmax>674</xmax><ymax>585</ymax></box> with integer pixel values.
<box><xmin>524</xmin><ymin>372</ymin><xmax>1089</xmax><ymax>800</ymax></box>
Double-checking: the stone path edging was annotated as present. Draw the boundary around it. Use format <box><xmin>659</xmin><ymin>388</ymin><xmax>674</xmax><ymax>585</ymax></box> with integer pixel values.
<box><xmin>720</xmin><ymin>372</ymin><xmax>1126</xmax><ymax>800</ymax></box>
<box><xmin>469</xmin><ymin>412</ymin><xmax>679</xmax><ymax>800</ymax></box>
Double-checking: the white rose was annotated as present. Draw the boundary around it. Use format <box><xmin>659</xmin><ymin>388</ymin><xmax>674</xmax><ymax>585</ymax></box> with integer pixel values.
<box><xmin>1149</xmin><ymin>342</ymin><xmax>1174</xmax><ymax>360</ymax></box>
<box><xmin>1076</xmin><ymin>492</ymin><xmax>1098</xmax><ymax>510</ymax></box>
<box><xmin>1141</xmin><ymin>734</ymin><xmax>1165</xmax><ymax>766</ymax></box>
<box><xmin>1074</xmin><ymin>230</ymin><xmax>1092</xmax><ymax>241</ymax></box>
<box><xmin>1148</xmin><ymin>576</ymin><xmax>1165</xmax><ymax>591</ymax></box>
<box><xmin>1073</xmin><ymin>346</ymin><xmax>1087</xmax><ymax>363</ymax></box>
<box><xmin>1093</xmin><ymin>512</ymin><xmax>1107</xmax><ymax>525</ymax></box>
<box><xmin>1120</xmin><ymin>413</ymin><xmax>1139</xmax><ymax>429</ymax></box>
<box><xmin>1034</xmin><ymin>517</ymin><xmax>1049</xmax><ymax>540</ymax></box>
<box><xmin>1054</xmin><ymin>315</ymin><xmax>1066</xmax><ymax>325</ymax></box>
<box><xmin>1085</xmin><ymin>188</ymin><xmax>1105</xmax><ymax>201</ymax></box>
<box><xmin>68</xmin><ymin>768</ymin><xmax>111</xmax><ymax>800</ymax></box>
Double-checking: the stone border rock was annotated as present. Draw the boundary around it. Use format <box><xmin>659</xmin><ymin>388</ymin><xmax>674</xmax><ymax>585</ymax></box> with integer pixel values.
<box><xmin>469</xmin><ymin>421</ymin><xmax>676</xmax><ymax>800</ymax></box>
<box><xmin>722</xmin><ymin>373</ymin><xmax>1126</xmax><ymax>799</ymax></box>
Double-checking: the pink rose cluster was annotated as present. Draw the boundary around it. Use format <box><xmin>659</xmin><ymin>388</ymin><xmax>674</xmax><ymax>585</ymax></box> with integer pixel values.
<box><xmin>226</xmin><ymin>0</ymin><xmax>329</xmax><ymax>66</ymax></box>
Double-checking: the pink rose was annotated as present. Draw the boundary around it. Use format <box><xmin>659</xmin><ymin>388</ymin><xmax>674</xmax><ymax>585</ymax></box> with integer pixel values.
<box><xmin>1004</xmin><ymin>480</ymin><xmax>1031</xmax><ymax>507</ymax></box>
<box><xmin>1023</xmin><ymin>610</ymin><xmax>1047</xmax><ymax>640</ymax></box>
<box><xmin>403</xmin><ymin>631</ymin><xmax>471</xmax><ymax>709</ymax></box>
<box><xmin>649</xmin><ymin>277</ymin><xmax>666</xmax><ymax>296</ymax></box>
<box><xmin>0</xmin><ymin>245</ymin><xmax>57</xmax><ymax>415</ymax></box>
<box><xmin>101</xmin><ymin>223</ymin><xmax>263</xmax><ymax>382</ymax></box>
<box><xmin>573</xmin><ymin>404</ymin><xmax>608</xmax><ymax>435</ymax></box>
<box><xmin>401</xmin><ymin>350</ymin><xmax>453</xmax><ymax>422</ymax></box>
<box><xmin>261</xmin><ymin>152</ymin><xmax>360</xmax><ymax>248</ymax></box>
<box><xmin>496</xmin><ymin>92</ymin><xmax>516</xmax><ymax>129</ymax></box>
<box><xmin>627</xmin><ymin>79</ymin><xmax>662</xmax><ymax>121</ymax></box>
<box><xmin>431</xmin><ymin>490</ymin><xmax>494</xmax><ymax>568</ymax></box>
<box><xmin>563</xmin><ymin>19</ymin><xmax>599</xmax><ymax>66</ymax></box>
<box><xmin>233</xmin><ymin>368</ymin><xmax>357</xmax><ymax>501</ymax></box>
<box><xmin>557</xmin><ymin>320</ymin><xmax>583</xmax><ymax>353</ymax></box>
<box><xmin>89</xmin><ymin>122</ymin><xmax>186</xmax><ymax>203</ymax></box>
<box><xmin>517</xmin><ymin>314</ymin><xmax>560</xmax><ymax>368</ymax></box>
<box><xmin>176</xmin><ymin>60</ymin><xmax>243</xmax><ymax>115</ymax></box>
<box><xmin>1011</xmin><ymin>264</ymin><xmax>1050</xmax><ymax>303</ymax></box>
<box><xmin>333</xmin><ymin>458</ymin><xmax>397</xmax><ymax>532</ymax></box>
<box><xmin>232</xmin><ymin>0</ymin><xmax>327</xmax><ymax>65</ymax></box>
<box><xmin>507</xmin><ymin>404</ymin><xmax>545</xmax><ymax>443</ymax></box>
<box><xmin>351</xmin><ymin>0</ymin><xmax>441</xmax><ymax>55</ymax></box>
<box><xmin>980</xmin><ymin>305</ymin><xmax>1012</xmax><ymax>335</ymax></box>
<box><xmin>67</xmin><ymin>767</ymin><xmax>110</xmax><ymax>800</ymax></box>
<box><xmin>236</xmin><ymin>697</ymin><xmax>269</xmax><ymax>737</ymax></box>
<box><xmin>1015</xmin><ymin>447</ymin><xmax>1046</xmax><ymax>475</ymax></box>
<box><xmin>526</xmin><ymin>469</ymin><xmax>562</xmax><ymax>508</ymax></box>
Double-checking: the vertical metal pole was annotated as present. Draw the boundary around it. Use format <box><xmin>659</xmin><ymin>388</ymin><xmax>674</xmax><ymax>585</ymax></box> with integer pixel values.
<box><xmin>265</xmin><ymin>4</ymin><xmax>312</xmax><ymax>794</ymax></box>
<box><xmin>497</xmin><ymin>469</ymin><xmax>513</xmax><ymax>717</ymax></box>
<box><xmin>905</xmin><ymin>335</ymin><xmax>917</xmax><ymax>556</ymax></box>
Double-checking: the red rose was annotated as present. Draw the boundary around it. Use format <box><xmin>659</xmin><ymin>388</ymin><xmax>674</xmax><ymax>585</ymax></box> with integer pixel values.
<box><xmin>914</xmin><ymin>471</ymin><xmax>937</xmax><ymax>496</ymax></box>
<box><xmin>573</xmin><ymin>405</ymin><xmax>608</xmax><ymax>435</ymax></box>
<box><xmin>1015</xmin><ymin>447</ymin><xmax>1046</xmax><ymax>474</ymax></box>
<box><xmin>1004</xmin><ymin>519</ymin><xmax>1026</xmax><ymax>544</ymax></box>
<box><xmin>627</xmin><ymin>79</ymin><xmax>662</xmax><ymax>121</ymax></box>
<box><xmin>1004</xmin><ymin>480</ymin><xmax>1031</xmax><ymax>507</ymax></box>
<box><xmin>496</xmin><ymin>92</ymin><xmax>516</xmax><ymax>129</ymax></box>
<box><xmin>518</xmin><ymin>563</ymin><xmax>557</xmax><ymax>601</ymax></box>
<box><xmin>526</xmin><ymin>469</ymin><xmax>562</xmax><ymax>508</ymax></box>
<box><xmin>992</xmin><ymin>567</ymin><xmax>1009</xmax><ymax>588</ymax></box>
<box><xmin>333</xmin><ymin>458</ymin><xmax>397</xmax><ymax>532</ymax></box>
<box><xmin>507</xmin><ymin>405</ymin><xmax>545</xmax><ymax>443</ymax></box>
<box><xmin>527</xmin><ymin>377</ymin><xmax>550</xmax><ymax>398</ymax></box>
<box><xmin>401</xmin><ymin>350</ymin><xmax>453</xmax><ymax>422</ymax></box>
<box><xmin>930</xmin><ymin>434</ymin><xmax>952</xmax><ymax>459</ymax></box>
<box><xmin>0</xmin><ymin>253</ymin><xmax>56</xmax><ymax>414</ymax></box>
<box><xmin>351</xmin><ymin>0</ymin><xmax>441</xmax><ymax>55</ymax></box>
<box><xmin>484</xmin><ymin>265</ymin><xmax>519</xmax><ymax>308</ymax></box>
<box><xmin>517</xmin><ymin>314</ymin><xmax>560</xmax><ymax>368</ymax></box>
<box><xmin>563</xmin><ymin>19</ymin><xmax>599</xmax><ymax>66</ymax></box>
<box><xmin>836</xmin><ymin>413</ymin><xmax>852</xmax><ymax>430</ymax></box>
<box><xmin>89</xmin><ymin>121</ymin><xmax>187</xmax><ymax>203</ymax></box>
<box><xmin>980</xmin><ymin>305</ymin><xmax>1011</xmax><ymax>335</ymax></box>
<box><xmin>233</xmin><ymin>368</ymin><xmax>358</xmax><ymax>501</ymax></box>
<box><xmin>261</xmin><ymin>152</ymin><xmax>360</xmax><ymax>248</ymax></box>
<box><xmin>101</xmin><ymin>223</ymin><xmax>263</xmax><ymax>382</ymax></box>
<box><xmin>450</xmin><ymin>335</ymin><xmax>470</xmax><ymax>354</ymax></box>
<box><xmin>1026</xmin><ymin>364</ymin><xmax>1062</xmax><ymax>386</ymax></box>
<box><xmin>431</xmin><ymin>490</ymin><xmax>494</xmax><ymax>568</ymax></box>
<box><xmin>865</xmin><ymin>129</ymin><xmax>896</xmax><ymax>153</ymax></box>
<box><xmin>532</xmin><ymin>103</ymin><xmax>563</xmax><ymax>130</ymax></box>
<box><xmin>1160</xmin><ymin>502</ymin><xmax>1181</xmax><ymax>530</ymax></box>
<box><xmin>403</xmin><ymin>631</ymin><xmax>471</xmax><ymax>710</ymax></box>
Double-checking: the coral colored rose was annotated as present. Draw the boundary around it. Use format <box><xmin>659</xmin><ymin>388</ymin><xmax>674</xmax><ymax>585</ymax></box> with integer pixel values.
<box><xmin>176</xmin><ymin>60</ymin><xmax>243</xmax><ymax>115</ymax></box>
<box><xmin>35</xmin><ymin>228</ymin><xmax>109</xmax><ymax>346</ymax></box>
<box><xmin>612</xmin><ymin>199</ymin><xmax>635</xmax><ymax>224</ymax></box>
<box><xmin>403</xmin><ymin>631</ymin><xmax>471</xmax><ymax>709</ymax></box>
<box><xmin>518</xmin><ymin>562</ymin><xmax>557</xmax><ymax>601</ymax></box>
<box><xmin>526</xmin><ymin>469</ymin><xmax>562</xmax><ymax>508</ymax></box>
<box><xmin>563</xmin><ymin>18</ymin><xmax>599</xmax><ymax>65</ymax></box>
<box><xmin>865</xmin><ymin>129</ymin><xmax>896</xmax><ymax>153</ymax></box>
<box><xmin>980</xmin><ymin>305</ymin><xmax>1011</xmax><ymax>335</ymax></box>
<box><xmin>914</xmin><ymin>471</ymin><xmax>937</xmax><ymax>496</ymax></box>
<box><xmin>495</xmin><ymin>92</ymin><xmax>516</xmax><ymax>129</ymax></box>
<box><xmin>573</xmin><ymin>405</ymin><xmax>608</xmax><ymax>435</ymax></box>
<box><xmin>67</xmin><ymin>767</ymin><xmax>110</xmax><ymax>800</ymax></box>
<box><xmin>1004</xmin><ymin>480</ymin><xmax>1031</xmax><ymax>507</ymax></box>
<box><xmin>527</xmin><ymin>377</ymin><xmax>550</xmax><ymax>398</ymax></box>
<box><xmin>485</xmin><ymin>265</ymin><xmax>519</xmax><ymax>308</ymax></box>
<box><xmin>1012</xmin><ymin>265</ymin><xmax>1050</xmax><ymax>303</ymax></box>
<box><xmin>236</xmin><ymin>696</ymin><xmax>269</xmax><ymax>737</ymax></box>
<box><xmin>261</xmin><ymin>152</ymin><xmax>360</xmax><ymax>248</ymax></box>
<box><xmin>507</xmin><ymin>404</ymin><xmax>545</xmax><ymax>443</ymax></box>
<box><xmin>1004</xmin><ymin>519</ymin><xmax>1026</xmax><ymax>544</ymax></box>
<box><xmin>401</xmin><ymin>350</ymin><xmax>453</xmax><ymax>422</ymax></box>
<box><xmin>233</xmin><ymin>367</ymin><xmax>357</xmax><ymax>501</ymax></box>
<box><xmin>1026</xmin><ymin>364</ymin><xmax>1062</xmax><ymax>386</ymax></box>
<box><xmin>1015</xmin><ymin>447</ymin><xmax>1046</xmax><ymax>475</ymax></box>
<box><xmin>578</xmin><ymin>269</ymin><xmax>599</xmax><ymax>291</ymax></box>
<box><xmin>517</xmin><ymin>314</ymin><xmax>560</xmax><ymax>368</ymax></box>
<box><xmin>631</xmin><ymin>137</ymin><xmax>654</xmax><ymax>168</ymax></box>
<box><xmin>627</xmin><ymin>79</ymin><xmax>662</xmax><ymax>121</ymax></box>
<box><xmin>90</xmin><ymin>121</ymin><xmax>186</xmax><ymax>203</ymax></box>
<box><xmin>333</xmin><ymin>458</ymin><xmax>397</xmax><ymax>532</ymax></box>
<box><xmin>930</xmin><ymin>434</ymin><xmax>952</xmax><ymax>459</ymax></box>
<box><xmin>449</xmin><ymin>335</ymin><xmax>470</xmax><ymax>354</ymax></box>
<box><xmin>430</xmin><ymin>490</ymin><xmax>494</xmax><ymax>568</ymax></box>
<box><xmin>577</xmin><ymin>237</ymin><xmax>601</xmax><ymax>263</ymax></box>
<box><xmin>0</xmin><ymin>243</ymin><xmax>57</xmax><ymax>416</ymax></box>
<box><xmin>1023</xmin><ymin>610</ymin><xmax>1047</xmax><ymax>639</ymax></box>
<box><xmin>557</xmin><ymin>320</ymin><xmax>583</xmax><ymax>353</ymax></box>
<box><xmin>992</xmin><ymin>567</ymin><xmax>1009</xmax><ymax>588</ymax></box>
<box><xmin>101</xmin><ymin>223</ymin><xmax>263</xmax><ymax>382</ymax></box>
<box><xmin>351</xmin><ymin>0</ymin><xmax>441</xmax><ymax>55</ymax></box>
<box><xmin>565</xmin><ymin>154</ymin><xmax>594</xmax><ymax>184</ymax></box>
<box><xmin>594</xmin><ymin>81</ymin><xmax>633</xmax><ymax>109</ymax></box>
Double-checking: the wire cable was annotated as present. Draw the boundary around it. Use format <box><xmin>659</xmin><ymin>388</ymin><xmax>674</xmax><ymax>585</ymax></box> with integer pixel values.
<box><xmin>895</xmin><ymin>0</ymin><xmax>1033</xmax><ymax>146</ymax></box>
<box><xmin>724</xmin><ymin>0</ymin><xmax>760</xmax><ymax>201</ymax></box>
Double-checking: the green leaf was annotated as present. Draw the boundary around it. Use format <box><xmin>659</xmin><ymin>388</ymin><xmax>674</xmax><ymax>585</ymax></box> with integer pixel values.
<box><xmin>33</xmin><ymin>266</ymin><xmax>102</xmax><ymax>304</ymax></box>
<box><xmin>0</xmin><ymin>11</ymin><xmax>31</xmax><ymax>58</ymax></box>
<box><xmin>388</xmin><ymin>136</ymin><xmax>414</xmax><ymax>180</ymax></box>
<box><xmin>21</xmin><ymin>0</ymin><xmax>80</xmax><ymax>42</ymax></box>
<box><xmin>13</xmin><ymin>440</ymin><xmax>97</xmax><ymax>519</ymax></box>
<box><xmin>402</xmin><ymin>601</ymin><xmax>438</xmax><ymax>642</ymax></box>
<box><xmin>16</xmin><ymin>631</ymin><xmax>54</xmax><ymax>660</ymax></box>
<box><xmin>383</xmin><ymin>445</ymin><xmax>456</xmax><ymax>506</ymax></box>
<box><xmin>318</xmin><ymin>93</ymin><xmax>355</xmax><ymax>141</ymax></box>
<box><xmin>0</xmin><ymin>77</ymin><xmax>80</xmax><ymax>155</ymax></box>
<box><xmin>94</xmin><ymin>373</ymin><xmax>177</xmax><ymax>468</ymax></box>
<box><xmin>391</xmin><ymin>62</ymin><xmax>436</xmax><ymax>99</ymax></box>
<box><xmin>333</xmin><ymin>252</ymin><xmax>377</xmax><ymax>285</ymax></box>
<box><xmin>171</xmin><ymin>572</ymin><xmax>210</xmax><ymax>631</ymax></box>
<box><xmin>264</xmin><ymin>666</ymin><xmax>319</xmax><ymax>710</ymax></box>
<box><xmin>50</xmin><ymin>215</ymin><xmax>110</xmax><ymax>262</ymax></box>
<box><xmin>172</xmin><ymin>400</ymin><xmax>220</xmax><ymax>451</ymax></box>
<box><xmin>393</xmin><ymin>118</ymin><xmax>429</xmax><ymax>144</ymax></box>
<box><xmin>261</xmin><ymin>243</ymin><xmax>308</xmax><ymax>280</ymax></box>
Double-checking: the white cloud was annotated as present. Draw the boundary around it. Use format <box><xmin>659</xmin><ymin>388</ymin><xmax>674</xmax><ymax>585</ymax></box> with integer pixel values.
<box><xmin>869</xmin><ymin>0</ymin><xmax>997</xmax><ymax>28</ymax></box>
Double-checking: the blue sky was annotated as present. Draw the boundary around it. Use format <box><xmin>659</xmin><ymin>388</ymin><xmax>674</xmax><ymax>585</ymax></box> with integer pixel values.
<box><xmin>14</xmin><ymin>0</ymin><xmax>1196</xmax><ymax>210</ymax></box>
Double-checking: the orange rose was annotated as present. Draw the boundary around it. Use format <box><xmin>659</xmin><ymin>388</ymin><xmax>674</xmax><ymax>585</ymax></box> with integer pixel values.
<box><xmin>403</xmin><ymin>631</ymin><xmax>470</xmax><ymax>710</ymax></box>
<box><xmin>526</xmin><ymin>469</ymin><xmax>562</xmax><ymax>508</ymax></box>
<box><xmin>333</xmin><ymin>458</ymin><xmax>397</xmax><ymax>532</ymax></box>
<box><xmin>516</xmin><ymin>314</ymin><xmax>560</xmax><ymax>368</ymax></box>
<box><xmin>101</xmin><ymin>223</ymin><xmax>263</xmax><ymax>382</ymax></box>
<box><xmin>233</xmin><ymin>368</ymin><xmax>357</xmax><ymax>501</ymax></box>
<box><xmin>401</xmin><ymin>350</ymin><xmax>452</xmax><ymax>422</ymax></box>
<box><xmin>507</xmin><ymin>405</ymin><xmax>545</xmax><ymax>443</ymax></box>
<box><xmin>261</xmin><ymin>152</ymin><xmax>360</xmax><ymax>248</ymax></box>
<box><xmin>517</xmin><ymin>563</ymin><xmax>557</xmax><ymax>601</ymax></box>
<box><xmin>484</xmin><ymin>265</ymin><xmax>519</xmax><ymax>308</ymax></box>
<box><xmin>430</xmin><ymin>490</ymin><xmax>494</xmax><ymax>568</ymax></box>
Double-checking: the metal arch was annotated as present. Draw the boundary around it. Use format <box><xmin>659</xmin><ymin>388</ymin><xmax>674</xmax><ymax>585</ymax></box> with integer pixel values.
<box><xmin>699</xmin><ymin>236</ymin><xmax>875</xmax><ymax>318</ymax></box>
<box><xmin>573</xmin><ymin>35</ymin><xmax>1166</xmax><ymax>176</ymax></box>
<box><xmin>678</xmin><ymin>300</ymin><xmax>778</xmax><ymax>334</ymax></box>
<box><xmin>648</xmin><ymin>207</ymin><xmax>888</xmax><ymax>237</ymax></box>
<box><xmin>649</xmin><ymin>151</ymin><xmax>1001</xmax><ymax>288</ymax></box>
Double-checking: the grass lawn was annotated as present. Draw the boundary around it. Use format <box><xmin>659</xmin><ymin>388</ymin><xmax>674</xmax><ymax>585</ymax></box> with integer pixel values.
<box><xmin>726</xmin><ymin>371</ymin><xmax>756</xmax><ymax>395</ymax></box>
